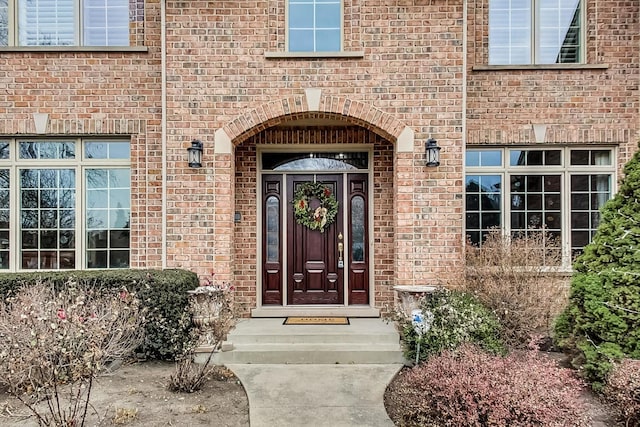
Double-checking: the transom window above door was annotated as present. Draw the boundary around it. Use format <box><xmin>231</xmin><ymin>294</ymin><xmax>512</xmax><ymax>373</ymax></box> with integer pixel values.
<box><xmin>287</xmin><ymin>0</ymin><xmax>342</xmax><ymax>52</ymax></box>
<box><xmin>0</xmin><ymin>0</ymin><xmax>130</xmax><ymax>47</ymax></box>
<box><xmin>489</xmin><ymin>0</ymin><xmax>583</xmax><ymax>65</ymax></box>
<box><xmin>262</xmin><ymin>152</ymin><xmax>368</xmax><ymax>171</ymax></box>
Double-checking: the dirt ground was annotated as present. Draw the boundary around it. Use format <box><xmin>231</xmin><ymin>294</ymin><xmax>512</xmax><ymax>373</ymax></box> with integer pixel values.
<box><xmin>0</xmin><ymin>356</ymin><xmax>620</xmax><ymax>427</ymax></box>
<box><xmin>0</xmin><ymin>361</ymin><xmax>250</xmax><ymax>427</ymax></box>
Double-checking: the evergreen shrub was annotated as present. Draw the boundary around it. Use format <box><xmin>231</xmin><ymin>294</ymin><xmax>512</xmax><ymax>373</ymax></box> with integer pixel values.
<box><xmin>555</xmin><ymin>147</ymin><xmax>640</xmax><ymax>387</ymax></box>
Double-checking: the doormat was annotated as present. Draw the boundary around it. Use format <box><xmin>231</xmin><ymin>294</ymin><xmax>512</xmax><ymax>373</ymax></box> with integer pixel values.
<box><xmin>283</xmin><ymin>317</ymin><xmax>350</xmax><ymax>325</ymax></box>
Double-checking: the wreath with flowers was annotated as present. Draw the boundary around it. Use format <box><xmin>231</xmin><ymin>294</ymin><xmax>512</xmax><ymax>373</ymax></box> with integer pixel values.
<box><xmin>292</xmin><ymin>182</ymin><xmax>339</xmax><ymax>233</ymax></box>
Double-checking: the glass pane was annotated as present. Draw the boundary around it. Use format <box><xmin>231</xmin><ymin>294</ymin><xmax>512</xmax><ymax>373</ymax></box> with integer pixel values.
<box><xmin>109</xmin><ymin>230</ymin><xmax>130</xmax><ymax>248</ymax></box>
<box><xmin>465</xmin><ymin>150</ymin><xmax>480</xmax><ymax>167</ymax></box>
<box><xmin>570</xmin><ymin>150</ymin><xmax>589</xmax><ymax>165</ymax></box>
<box><xmin>266</xmin><ymin>196</ymin><xmax>280</xmax><ymax>263</ymax></box>
<box><xmin>266</xmin><ymin>152</ymin><xmax>367</xmax><ymax>170</ymax></box>
<box><xmin>289</xmin><ymin>29</ymin><xmax>314</xmax><ymax>52</ymax></box>
<box><xmin>87</xmin><ymin>250</ymin><xmax>107</xmax><ymax>268</ymax></box>
<box><xmin>489</xmin><ymin>1</ymin><xmax>532</xmax><ymax>64</ymax></box>
<box><xmin>351</xmin><ymin>196</ymin><xmax>365</xmax><ymax>262</ymax></box>
<box><xmin>83</xmin><ymin>0</ymin><xmax>129</xmax><ymax>46</ymax></box>
<box><xmin>316</xmin><ymin>29</ymin><xmax>340</xmax><ymax>52</ymax></box>
<box><xmin>85</xmin><ymin>141</ymin><xmax>130</xmax><ymax>159</ymax></box>
<box><xmin>19</xmin><ymin>0</ymin><xmax>76</xmax><ymax>46</ymax></box>
<box><xmin>19</xmin><ymin>141</ymin><xmax>75</xmax><ymax>159</ymax></box>
<box><xmin>0</xmin><ymin>0</ymin><xmax>7</xmax><ymax>47</ymax></box>
<box><xmin>109</xmin><ymin>250</ymin><xmax>130</xmax><ymax>268</ymax></box>
<box><xmin>537</xmin><ymin>0</ymin><xmax>581</xmax><ymax>64</ymax></box>
<box><xmin>289</xmin><ymin>4</ymin><xmax>314</xmax><ymax>28</ymax></box>
<box><xmin>87</xmin><ymin>230</ymin><xmax>107</xmax><ymax>249</ymax></box>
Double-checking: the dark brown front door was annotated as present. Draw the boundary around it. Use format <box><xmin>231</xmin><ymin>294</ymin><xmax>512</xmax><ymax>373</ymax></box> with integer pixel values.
<box><xmin>287</xmin><ymin>174</ymin><xmax>343</xmax><ymax>304</ymax></box>
<box><xmin>261</xmin><ymin>173</ymin><xmax>369</xmax><ymax>306</ymax></box>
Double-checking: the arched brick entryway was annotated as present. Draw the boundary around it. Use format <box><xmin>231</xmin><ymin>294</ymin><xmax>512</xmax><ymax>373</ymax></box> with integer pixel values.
<box><xmin>213</xmin><ymin>91</ymin><xmax>417</xmax><ymax>317</ymax></box>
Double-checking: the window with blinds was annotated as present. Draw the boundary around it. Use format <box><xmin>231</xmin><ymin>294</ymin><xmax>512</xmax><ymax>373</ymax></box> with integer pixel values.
<box><xmin>489</xmin><ymin>0</ymin><xmax>583</xmax><ymax>65</ymax></box>
<box><xmin>1</xmin><ymin>0</ymin><xmax>130</xmax><ymax>47</ymax></box>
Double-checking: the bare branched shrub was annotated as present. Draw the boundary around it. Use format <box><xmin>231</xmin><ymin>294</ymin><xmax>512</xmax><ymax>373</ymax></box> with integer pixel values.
<box><xmin>0</xmin><ymin>280</ymin><xmax>145</xmax><ymax>427</ymax></box>
<box><xmin>604</xmin><ymin>358</ymin><xmax>640</xmax><ymax>426</ymax></box>
<box><xmin>168</xmin><ymin>280</ymin><xmax>235</xmax><ymax>393</ymax></box>
<box><xmin>465</xmin><ymin>230</ymin><xmax>569</xmax><ymax>348</ymax></box>
<box><xmin>386</xmin><ymin>344</ymin><xmax>588</xmax><ymax>426</ymax></box>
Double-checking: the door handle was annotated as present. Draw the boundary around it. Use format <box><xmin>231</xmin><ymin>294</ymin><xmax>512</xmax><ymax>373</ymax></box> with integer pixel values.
<box><xmin>338</xmin><ymin>242</ymin><xmax>344</xmax><ymax>268</ymax></box>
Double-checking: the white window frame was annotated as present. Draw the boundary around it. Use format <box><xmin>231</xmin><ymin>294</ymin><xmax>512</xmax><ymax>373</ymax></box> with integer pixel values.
<box><xmin>0</xmin><ymin>138</ymin><xmax>131</xmax><ymax>272</ymax></box>
<box><xmin>465</xmin><ymin>146</ymin><xmax>616</xmax><ymax>267</ymax></box>
<box><xmin>0</xmin><ymin>0</ymin><xmax>130</xmax><ymax>47</ymax></box>
<box><xmin>286</xmin><ymin>0</ymin><xmax>343</xmax><ymax>53</ymax></box>
<box><xmin>488</xmin><ymin>0</ymin><xmax>585</xmax><ymax>65</ymax></box>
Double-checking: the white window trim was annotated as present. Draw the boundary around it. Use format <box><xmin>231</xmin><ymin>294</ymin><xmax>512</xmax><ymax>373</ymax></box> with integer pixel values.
<box><xmin>0</xmin><ymin>138</ymin><xmax>131</xmax><ymax>272</ymax></box>
<box><xmin>489</xmin><ymin>0</ymin><xmax>586</xmax><ymax>66</ymax></box>
<box><xmin>465</xmin><ymin>146</ymin><xmax>617</xmax><ymax>267</ymax></box>
<box><xmin>285</xmin><ymin>0</ymin><xmax>344</xmax><ymax>53</ymax></box>
<box><xmin>1</xmin><ymin>0</ymin><xmax>131</xmax><ymax>48</ymax></box>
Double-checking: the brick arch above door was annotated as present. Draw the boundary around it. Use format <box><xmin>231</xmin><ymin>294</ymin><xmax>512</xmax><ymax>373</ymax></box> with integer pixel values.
<box><xmin>214</xmin><ymin>90</ymin><xmax>415</xmax><ymax>153</ymax></box>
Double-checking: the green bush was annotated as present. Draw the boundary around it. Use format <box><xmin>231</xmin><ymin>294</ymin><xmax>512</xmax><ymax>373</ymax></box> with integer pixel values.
<box><xmin>401</xmin><ymin>289</ymin><xmax>504</xmax><ymax>363</ymax></box>
<box><xmin>555</xmin><ymin>147</ymin><xmax>640</xmax><ymax>387</ymax></box>
<box><xmin>0</xmin><ymin>269</ymin><xmax>199</xmax><ymax>360</ymax></box>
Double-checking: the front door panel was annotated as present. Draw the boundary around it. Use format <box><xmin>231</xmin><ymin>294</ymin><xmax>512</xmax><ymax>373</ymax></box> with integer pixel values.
<box><xmin>287</xmin><ymin>174</ymin><xmax>343</xmax><ymax>305</ymax></box>
<box><xmin>261</xmin><ymin>172</ymin><xmax>369</xmax><ymax>306</ymax></box>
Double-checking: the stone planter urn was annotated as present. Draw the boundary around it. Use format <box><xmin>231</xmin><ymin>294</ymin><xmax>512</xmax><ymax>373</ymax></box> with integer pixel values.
<box><xmin>187</xmin><ymin>287</ymin><xmax>230</xmax><ymax>349</ymax></box>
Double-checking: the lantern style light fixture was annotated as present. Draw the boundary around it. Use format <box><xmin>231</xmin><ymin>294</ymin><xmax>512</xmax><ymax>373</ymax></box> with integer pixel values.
<box><xmin>187</xmin><ymin>139</ymin><xmax>203</xmax><ymax>168</ymax></box>
<box><xmin>425</xmin><ymin>138</ymin><xmax>441</xmax><ymax>167</ymax></box>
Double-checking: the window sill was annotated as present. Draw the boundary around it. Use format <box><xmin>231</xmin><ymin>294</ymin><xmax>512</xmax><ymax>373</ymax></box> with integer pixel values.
<box><xmin>472</xmin><ymin>64</ymin><xmax>609</xmax><ymax>71</ymax></box>
<box><xmin>265</xmin><ymin>51</ymin><xmax>365</xmax><ymax>59</ymax></box>
<box><xmin>0</xmin><ymin>46</ymin><xmax>148</xmax><ymax>53</ymax></box>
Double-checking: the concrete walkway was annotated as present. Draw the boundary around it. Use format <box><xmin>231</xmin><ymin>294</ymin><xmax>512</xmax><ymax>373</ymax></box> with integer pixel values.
<box><xmin>227</xmin><ymin>364</ymin><xmax>403</xmax><ymax>427</ymax></box>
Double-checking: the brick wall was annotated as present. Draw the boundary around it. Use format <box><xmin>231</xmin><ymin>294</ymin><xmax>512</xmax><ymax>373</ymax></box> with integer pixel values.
<box><xmin>164</xmin><ymin>0</ymin><xmax>466</xmax><ymax>291</ymax></box>
<box><xmin>466</xmin><ymin>0</ymin><xmax>639</xmax><ymax>169</ymax></box>
<box><xmin>0</xmin><ymin>1</ymin><xmax>164</xmax><ymax>269</ymax></box>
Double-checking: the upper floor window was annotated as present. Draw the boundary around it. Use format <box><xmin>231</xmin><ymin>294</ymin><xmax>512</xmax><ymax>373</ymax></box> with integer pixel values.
<box><xmin>489</xmin><ymin>0</ymin><xmax>582</xmax><ymax>65</ymax></box>
<box><xmin>0</xmin><ymin>0</ymin><xmax>130</xmax><ymax>47</ymax></box>
<box><xmin>287</xmin><ymin>0</ymin><xmax>342</xmax><ymax>52</ymax></box>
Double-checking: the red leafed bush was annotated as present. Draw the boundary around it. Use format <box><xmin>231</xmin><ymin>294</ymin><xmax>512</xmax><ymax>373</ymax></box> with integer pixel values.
<box><xmin>604</xmin><ymin>358</ymin><xmax>640</xmax><ymax>426</ymax></box>
<box><xmin>386</xmin><ymin>344</ymin><xmax>589</xmax><ymax>427</ymax></box>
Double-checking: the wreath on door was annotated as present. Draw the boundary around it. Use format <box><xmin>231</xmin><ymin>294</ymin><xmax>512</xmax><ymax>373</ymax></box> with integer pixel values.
<box><xmin>292</xmin><ymin>182</ymin><xmax>339</xmax><ymax>233</ymax></box>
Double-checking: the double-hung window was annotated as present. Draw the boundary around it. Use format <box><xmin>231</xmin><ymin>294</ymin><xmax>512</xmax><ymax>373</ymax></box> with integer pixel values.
<box><xmin>0</xmin><ymin>138</ymin><xmax>130</xmax><ymax>271</ymax></box>
<box><xmin>465</xmin><ymin>147</ymin><xmax>614</xmax><ymax>266</ymax></box>
<box><xmin>0</xmin><ymin>0</ymin><xmax>130</xmax><ymax>47</ymax></box>
<box><xmin>287</xmin><ymin>0</ymin><xmax>342</xmax><ymax>52</ymax></box>
<box><xmin>489</xmin><ymin>0</ymin><xmax>583</xmax><ymax>65</ymax></box>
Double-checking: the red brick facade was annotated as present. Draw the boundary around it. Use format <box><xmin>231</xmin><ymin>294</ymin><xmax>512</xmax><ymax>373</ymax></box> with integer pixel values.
<box><xmin>0</xmin><ymin>1</ymin><xmax>637</xmax><ymax>316</ymax></box>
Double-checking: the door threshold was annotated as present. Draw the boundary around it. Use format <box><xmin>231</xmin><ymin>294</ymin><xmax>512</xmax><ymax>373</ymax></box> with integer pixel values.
<box><xmin>251</xmin><ymin>306</ymin><xmax>380</xmax><ymax>318</ymax></box>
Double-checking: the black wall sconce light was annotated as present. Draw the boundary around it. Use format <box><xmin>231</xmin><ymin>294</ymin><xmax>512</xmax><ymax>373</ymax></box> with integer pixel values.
<box><xmin>187</xmin><ymin>139</ymin><xmax>203</xmax><ymax>168</ymax></box>
<box><xmin>425</xmin><ymin>138</ymin><xmax>441</xmax><ymax>167</ymax></box>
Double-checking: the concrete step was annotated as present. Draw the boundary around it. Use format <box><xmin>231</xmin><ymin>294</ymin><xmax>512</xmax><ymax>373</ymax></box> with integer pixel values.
<box><xmin>200</xmin><ymin>317</ymin><xmax>406</xmax><ymax>365</ymax></box>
